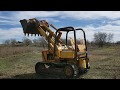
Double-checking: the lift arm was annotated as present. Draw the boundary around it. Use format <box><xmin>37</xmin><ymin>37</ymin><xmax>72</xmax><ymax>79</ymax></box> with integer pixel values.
<box><xmin>20</xmin><ymin>18</ymin><xmax>63</xmax><ymax>51</ymax></box>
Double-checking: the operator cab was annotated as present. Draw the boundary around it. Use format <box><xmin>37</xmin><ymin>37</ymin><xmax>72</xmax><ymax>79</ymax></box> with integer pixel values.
<box><xmin>57</xmin><ymin>27</ymin><xmax>87</xmax><ymax>52</ymax></box>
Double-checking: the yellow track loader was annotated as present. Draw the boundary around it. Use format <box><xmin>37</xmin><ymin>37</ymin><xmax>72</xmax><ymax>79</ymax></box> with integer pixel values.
<box><xmin>20</xmin><ymin>18</ymin><xmax>90</xmax><ymax>78</ymax></box>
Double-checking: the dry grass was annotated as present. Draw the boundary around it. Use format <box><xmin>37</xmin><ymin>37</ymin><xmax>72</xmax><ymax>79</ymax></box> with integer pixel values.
<box><xmin>0</xmin><ymin>45</ymin><xmax>120</xmax><ymax>79</ymax></box>
<box><xmin>79</xmin><ymin>45</ymin><xmax>120</xmax><ymax>79</ymax></box>
<box><xmin>0</xmin><ymin>46</ymin><xmax>40</xmax><ymax>58</ymax></box>
<box><xmin>0</xmin><ymin>46</ymin><xmax>43</xmax><ymax>79</ymax></box>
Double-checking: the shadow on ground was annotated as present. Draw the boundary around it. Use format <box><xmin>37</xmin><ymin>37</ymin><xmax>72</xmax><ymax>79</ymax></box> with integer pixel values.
<box><xmin>1</xmin><ymin>69</ymin><xmax>86</xmax><ymax>79</ymax></box>
<box><xmin>2</xmin><ymin>72</ymin><xmax>85</xmax><ymax>79</ymax></box>
<box><xmin>12</xmin><ymin>73</ymin><xmax>66</xmax><ymax>79</ymax></box>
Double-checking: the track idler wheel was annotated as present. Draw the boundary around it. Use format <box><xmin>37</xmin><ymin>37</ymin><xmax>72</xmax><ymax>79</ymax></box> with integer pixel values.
<box><xmin>63</xmin><ymin>64</ymin><xmax>79</xmax><ymax>78</ymax></box>
<box><xmin>35</xmin><ymin>62</ymin><xmax>45</xmax><ymax>74</ymax></box>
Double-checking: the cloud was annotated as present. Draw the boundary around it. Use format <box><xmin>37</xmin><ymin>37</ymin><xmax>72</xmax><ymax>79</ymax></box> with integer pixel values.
<box><xmin>0</xmin><ymin>23</ymin><xmax>120</xmax><ymax>44</ymax></box>
<box><xmin>13</xmin><ymin>11</ymin><xmax>120</xmax><ymax>20</ymax></box>
<box><xmin>39</xmin><ymin>17</ymin><xmax>59</xmax><ymax>22</ymax></box>
<box><xmin>0</xmin><ymin>28</ymin><xmax>23</xmax><ymax>43</ymax></box>
<box><xmin>61</xmin><ymin>11</ymin><xmax>120</xmax><ymax>20</ymax></box>
<box><xmin>0</xmin><ymin>19</ymin><xmax>19</xmax><ymax>25</ymax></box>
<box><xmin>0</xmin><ymin>27</ymin><xmax>37</xmax><ymax>44</ymax></box>
<box><xmin>80</xmin><ymin>24</ymin><xmax>120</xmax><ymax>42</ymax></box>
<box><xmin>12</xmin><ymin>11</ymin><xmax>61</xmax><ymax>22</ymax></box>
<box><xmin>0</xmin><ymin>11</ymin><xmax>120</xmax><ymax>43</ymax></box>
<box><xmin>108</xmin><ymin>20</ymin><xmax>120</xmax><ymax>25</ymax></box>
<box><xmin>0</xmin><ymin>11</ymin><xmax>61</xmax><ymax>26</ymax></box>
<box><xmin>1</xmin><ymin>11</ymin><xmax>120</xmax><ymax>26</ymax></box>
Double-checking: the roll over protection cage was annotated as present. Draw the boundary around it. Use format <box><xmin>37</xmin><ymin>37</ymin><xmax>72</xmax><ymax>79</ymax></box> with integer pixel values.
<box><xmin>54</xmin><ymin>27</ymin><xmax>87</xmax><ymax>60</ymax></box>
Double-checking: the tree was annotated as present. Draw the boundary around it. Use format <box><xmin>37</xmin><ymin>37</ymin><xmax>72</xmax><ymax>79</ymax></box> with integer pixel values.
<box><xmin>4</xmin><ymin>39</ymin><xmax>11</xmax><ymax>45</ymax></box>
<box><xmin>33</xmin><ymin>39</ymin><xmax>41</xmax><ymax>46</ymax></box>
<box><xmin>10</xmin><ymin>39</ymin><xmax>17</xmax><ymax>46</ymax></box>
<box><xmin>86</xmin><ymin>40</ymin><xmax>90</xmax><ymax>46</ymax></box>
<box><xmin>107</xmin><ymin>33</ymin><xmax>114</xmax><ymax>44</ymax></box>
<box><xmin>39</xmin><ymin>37</ymin><xmax>47</xmax><ymax>48</ymax></box>
<box><xmin>93</xmin><ymin>32</ymin><xmax>114</xmax><ymax>47</ymax></box>
<box><xmin>22</xmin><ymin>38</ymin><xmax>32</xmax><ymax>46</ymax></box>
<box><xmin>4</xmin><ymin>39</ymin><xmax>16</xmax><ymax>46</ymax></box>
<box><xmin>94</xmin><ymin>32</ymin><xmax>107</xmax><ymax>47</ymax></box>
<box><xmin>116</xmin><ymin>41</ymin><xmax>120</xmax><ymax>45</ymax></box>
<box><xmin>33</xmin><ymin>39</ymin><xmax>38</xmax><ymax>45</ymax></box>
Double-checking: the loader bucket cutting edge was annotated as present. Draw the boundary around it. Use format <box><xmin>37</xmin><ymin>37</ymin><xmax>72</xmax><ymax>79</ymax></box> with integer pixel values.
<box><xmin>20</xmin><ymin>19</ymin><xmax>40</xmax><ymax>36</ymax></box>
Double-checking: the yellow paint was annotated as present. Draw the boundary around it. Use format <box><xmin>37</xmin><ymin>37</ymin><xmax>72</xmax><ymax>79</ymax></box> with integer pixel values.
<box><xmin>60</xmin><ymin>51</ymin><xmax>74</xmax><ymax>58</ymax></box>
<box><xmin>79</xmin><ymin>59</ymin><xmax>86</xmax><ymax>69</ymax></box>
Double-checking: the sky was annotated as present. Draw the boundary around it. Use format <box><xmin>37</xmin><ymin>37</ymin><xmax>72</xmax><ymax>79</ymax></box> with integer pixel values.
<box><xmin>0</xmin><ymin>11</ymin><xmax>120</xmax><ymax>44</ymax></box>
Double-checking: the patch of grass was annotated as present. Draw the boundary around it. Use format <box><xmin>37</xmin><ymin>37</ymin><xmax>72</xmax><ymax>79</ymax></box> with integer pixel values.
<box><xmin>79</xmin><ymin>45</ymin><xmax>120</xmax><ymax>79</ymax></box>
<box><xmin>0</xmin><ymin>46</ymin><xmax>42</xmax><ymax>79</ymax></box>
<box><xmin>0</xmin><ymin>46</ymin><xmax>42</xmax><ymax>58</ymax></box>
<box><xmin>0</xmin><ymin>45</ymin><xmax>120</xmax><ymax>79</ymax></box>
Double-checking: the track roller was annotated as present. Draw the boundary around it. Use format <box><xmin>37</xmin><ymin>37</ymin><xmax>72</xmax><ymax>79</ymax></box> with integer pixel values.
<box><xmin>35</xmin><ymin>62</ymin><xmax>46</xmax><ymax>74</ymax></box>
<box><xmin>63</xmin><ymin>64</ymin><xmax>79</xmax><ymax>78</ymax></box>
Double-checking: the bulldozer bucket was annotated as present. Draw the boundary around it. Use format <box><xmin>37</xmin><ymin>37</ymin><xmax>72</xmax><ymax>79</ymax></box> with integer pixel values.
<box><xmin>20</xmin><ymin>19</ymin><xmax>40</xmax><ymax>36</ymax></box>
